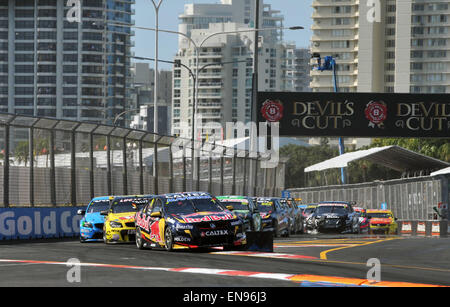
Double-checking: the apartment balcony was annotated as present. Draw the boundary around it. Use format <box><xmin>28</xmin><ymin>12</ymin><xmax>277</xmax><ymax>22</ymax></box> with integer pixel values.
<box><xmin>198</xmin><ymin>73</ymin><xmax>223</xmax><ymax>79</ymax></box>
<box><xmin>197</xmin><ymin>92</ymin><xmax>223</xmax><ymax>99</ymax></box>
<box><xmin>198</xmin><ymin>81</ymin><xmax>223</xmax><ymax>88</ymax></box>
<box><xmin>199</xmin><ymin>113</ymin><xmax>223</xmax><ymax>120</ymax></box>
<box><xmin>312</xmin><ymin>0</ymin><xmax>359</xmax><ymax>7</ymax></box>
<box><xmin>197</xmin><ymin>103</ymin><xmax>222</xmax><ymax>109</ymax></box>
<box><xmin>312</xmin><ymin>35</ymin><xmax>358</xmax><ymax>41</ymax></box>
<box><xmin>198</xmin><ymin>52</ymin><xmax>223</xmax><ymax>58</ymax></box>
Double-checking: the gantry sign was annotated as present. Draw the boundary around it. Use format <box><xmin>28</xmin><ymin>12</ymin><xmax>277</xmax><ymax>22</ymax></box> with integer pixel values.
<box><xmin>257</xmin><ymin>92</ymin><xmax>450</xmax><ymax>138</ymax></box>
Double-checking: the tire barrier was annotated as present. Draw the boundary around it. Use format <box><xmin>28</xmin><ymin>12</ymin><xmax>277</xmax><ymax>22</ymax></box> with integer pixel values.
<box><xmin>0</xmin><ymin>207</ymin><xmax>84</xmax><ymax>240</ymax></box>
<box><xmin>245</xmin><ymin>231</ymin><xmax>274</xmax><ymax>252</ymax></box>
<box><xmin>397</xmin><ymin>220</ymin><xmax>448</xmax><ymax>238</ymax></box>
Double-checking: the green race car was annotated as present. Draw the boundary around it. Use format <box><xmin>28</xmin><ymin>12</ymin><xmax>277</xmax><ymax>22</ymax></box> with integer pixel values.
<box><xmin>217</xmin><ymin>196</ymin><xmax>262</xmax><ymax>232</ymax></box>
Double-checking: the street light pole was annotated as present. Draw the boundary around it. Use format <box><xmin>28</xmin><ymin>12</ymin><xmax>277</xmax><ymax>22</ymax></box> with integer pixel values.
<box><xmin>149</xmin><ymin>0</ymin><xmax>163</xmax><ymax>135</ymax></box>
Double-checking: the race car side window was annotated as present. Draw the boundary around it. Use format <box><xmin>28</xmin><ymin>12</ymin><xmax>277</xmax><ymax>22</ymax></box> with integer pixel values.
<box><xmin>146</xmin><ymin>199</ymin><xmax>155</xmax><ymax>215</ymax></box>
<box><xmin>152</xmin><ymin>198</ymin><xmax>163</xmax><ymax>215</ymax></box>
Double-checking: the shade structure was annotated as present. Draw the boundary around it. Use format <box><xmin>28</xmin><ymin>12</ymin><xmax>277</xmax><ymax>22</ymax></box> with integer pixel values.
<box><xmin>304</xmin><ymin>145</ymin><xmax>449</xmax><ymax>173</ymax></box>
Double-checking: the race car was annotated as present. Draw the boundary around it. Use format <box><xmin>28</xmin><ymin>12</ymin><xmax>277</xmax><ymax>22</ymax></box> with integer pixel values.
<box><xmin>312</xmin><ymin>201</ymin><xmax>357</xmax><ymax>233</ymax></box>
<box><xmin>78</xmin><ymin>196</ymin><xmax>112</xmax><ymax>242</ymax></box>
<box><xmin>256</xmin><ymin>197</ymin><xmax>291</xmax><ymax>237</ymax></box>
<box><xmin>367</xmin><ymin>209</ymin><xmax>398</xmax><ymax>235</ymax></box>
<box><xmin>102</xmin><ymin>195</ymin><xmax>153</xmax><ymax>244</ymax></box>
<box><xmin>217</xmin><ymin>195</ymin><xmax>262</xmax><ymax>232</ymax></box>
<box><xmin>302</xmin><ymin>204</ymin><xmax>317</xmax><ymax>233</ymax></box>
<box><xmin>284</xmin><ymin>198</ymin><xmax>304</xmax><ymax>234</ymax></box>
<box><xmin>352</xmin><ymin>207</ymin><xmax>370</xmax><ymax>234</ymax></box>
<box><xmin>134</xmin><ymin>192</ymin><xmax>246</xmax><ymax>251</ymax></box>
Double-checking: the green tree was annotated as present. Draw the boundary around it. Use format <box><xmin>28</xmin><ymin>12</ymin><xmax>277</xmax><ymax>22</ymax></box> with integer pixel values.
<box><xmin>280</xmin><ymin>144</ymin><xmax>339</xmax><ymax>189</ymax></box>
<box><xmin>14</xmin><ymin>141</ymin><xmax>30</xmax><ymax>166</ymax></box>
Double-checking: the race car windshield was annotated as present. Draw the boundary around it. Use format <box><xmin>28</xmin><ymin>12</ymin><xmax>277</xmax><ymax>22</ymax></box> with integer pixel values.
<box><xmin>111</xmin><ymin>199</ymin><xmax>147</xmax><ymax>214</ymax></box>
<box><xmin>220</xmin><ymin>201</ymin><xmax>248</xmax><ymax>211</ymax></box>
<box><xmin>165</xmin><ymin>198</ymin><xmax>224</xmax><ymax>215</ymax></box>
<box><xmin>368</xmin><ymin>213</ymin><xmax>391</xmax><ymax>219</ymax></box>
<box><xmin>87</xmin><ymin>200</ymin><xmax>110</xmax><ymax>213</ymax></box>
<box><xmin>316</xmin><ymin>206</ymin><xmax>348</xmax><ymax>215</ymax></box>
<box><xmin>304</xmin><ymin>208</ymin><xmax>316</xmax><ymax>215</ymax></box>
<box><xmin>257</xmin><ymin>201</ymin><xmax>274</xmax><ymax>212</ymax></box>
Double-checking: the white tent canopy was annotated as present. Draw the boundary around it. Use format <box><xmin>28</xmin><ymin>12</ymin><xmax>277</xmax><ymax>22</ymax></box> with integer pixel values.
<box><xmin>431</xmin><ymin>167</ymin><xmax>450</xmax><ymax>177</ymax></box>
<box><xmin>305</xmin><ymin>145</ymin><xmax>449</xmax><ymax>173</ymax></box>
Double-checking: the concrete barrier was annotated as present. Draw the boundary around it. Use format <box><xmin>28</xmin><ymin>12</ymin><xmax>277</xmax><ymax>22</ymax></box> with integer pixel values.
<box><xmin>398</xmin><ymin>220</ymin><xmax>448</xmax><ymax>238</ymax></box>
<box><xmin>0</xmin><ymin>207</ymin><xmax>84</xmax><ymax>240</ymax></box>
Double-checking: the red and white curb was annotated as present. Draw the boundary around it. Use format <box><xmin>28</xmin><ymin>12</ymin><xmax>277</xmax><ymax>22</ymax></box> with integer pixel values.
<box><xmin>0</xmin><ymin>259</ymin><xmax>445</xmax><ymax>287</ymax></box>
<box><xmin>0</xmin><ymin>259</ymin><xmax>295</xmax><ymax>283</ymax></box>
<box><xmin>210</xmin><ymin>251</ymin><xmax>318</xmax><ymax>260</ymax></box>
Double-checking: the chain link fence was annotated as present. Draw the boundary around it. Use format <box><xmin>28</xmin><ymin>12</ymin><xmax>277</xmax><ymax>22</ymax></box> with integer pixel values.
<box><xmin>0</xmin><ymin>113</ymin><xmax>286</xmax><ymax>208</ymax></box>
<box><xmin>289</xmin><ymin>175</ymin><xmax>449</xmax><ymax>220</ymax></box>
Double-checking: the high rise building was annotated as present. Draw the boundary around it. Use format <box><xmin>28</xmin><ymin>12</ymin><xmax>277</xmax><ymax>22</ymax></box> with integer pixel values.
<box><xmin>172</xmin><ymin>0</ymin><xmax>310</xmax><ymax>140</ymax></box>
<box><xmin>310</xmin><ymin>0</ymin><xmax>449</xmax><ymax>94</ymax></box>
<box><xmin>130</xmin><ymin>62</ymin><xmax>172</xmax><ymax>134</ymax></box>
<box><xmin>0</xmin><ymin>0</ymin><xmax>134</xmax><ymax>125</ymax></box>
<box><xmin>280</xmin><ymin>44</ymin><xmax>311</xmax><ymax>92</ymax></box>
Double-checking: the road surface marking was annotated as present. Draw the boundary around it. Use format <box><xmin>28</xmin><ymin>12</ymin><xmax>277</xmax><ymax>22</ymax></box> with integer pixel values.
<box><xmin>319</xmin><ymin>237</ymin><xmax>400</xmax><ymax>260</ymax></box>
<box><xmin>0</xmin><ymin>258</ymin><xmax>445</xmax><ymax>287</ymax></box>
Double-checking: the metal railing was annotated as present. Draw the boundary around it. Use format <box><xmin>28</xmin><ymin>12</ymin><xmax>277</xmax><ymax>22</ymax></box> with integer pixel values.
<box><xmin>289</xmin><ymin>175</ymin><xmax>449</xmax><ymax>221</ymax></box>
<box><xmin>0</xmin><ymin>113</ymin><xmax>286</xmax><ymax>208</ymax></box>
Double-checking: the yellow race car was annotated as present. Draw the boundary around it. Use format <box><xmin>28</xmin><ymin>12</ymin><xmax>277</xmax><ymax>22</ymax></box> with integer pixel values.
<box><xmin>367</xmin><ymin>209</ymin><xmax>398</xmax><ymax>235</ymax></box>
<box><xmin>102</xmin><ymin>195</ymin><xmax>153</xmax><ymax>244</ymax></box>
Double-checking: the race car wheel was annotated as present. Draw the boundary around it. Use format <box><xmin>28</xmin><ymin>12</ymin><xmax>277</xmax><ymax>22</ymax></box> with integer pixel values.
<box><xmin>298</xmin><ymin>221</ymin><xmax>304</xmax><ymax>234</ymax></box>
<box><xmin>285</xmin><ymin>225</ymin><xmax>290</xmax><ymax>238</ymax></box>
<box><xmin>103</xmin><ymin>231</ymin><xmax>109</xmax><ymax>244</ymax></box>
<box><xmin>79</xmin><ymin>236</ymin><xmax>87</xmax><ymax>243</ymax></box>
<box><xmin>136</xmin><ymin>228</ymin><xmax>145</xmax><ymax>250</ymax></box>
<box><xmin>164</xmin><ymin>227</ymin><xmax>174</xmax><ymax>252</ymax></box>
<box><xmin>273</xmin><ymin>221</ymin><xmax>279</xmax><ymax>238</ymax></box>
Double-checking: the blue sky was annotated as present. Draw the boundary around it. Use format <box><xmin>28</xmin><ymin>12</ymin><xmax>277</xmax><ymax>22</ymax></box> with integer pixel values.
<box><xmin>133</xmin><ymin>0</ymin><xmax>313</xmax><ymax>69</ymax></box>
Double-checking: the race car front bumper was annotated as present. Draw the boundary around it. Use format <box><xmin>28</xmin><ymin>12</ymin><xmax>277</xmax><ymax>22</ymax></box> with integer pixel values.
<box><xmin>105</xmin><ymin>224</ymin><xmax>136</xmax><ymax>243</ymax></box>
<box><xmin>369</xmin><ymin>225</ymin><xmax>391</xmax><ymax>234</ymax></box>
<box><xmin>80</xmin><ymin>224</ymin><xmax>104</xmax><ymax>241</ymax></box>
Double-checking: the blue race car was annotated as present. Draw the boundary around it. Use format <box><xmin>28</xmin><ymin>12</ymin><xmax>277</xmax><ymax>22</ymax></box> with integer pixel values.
<box><xmin>78</xmin><ymin>196</ymin><xmax>112</xmax><ymax>242</ymax></box>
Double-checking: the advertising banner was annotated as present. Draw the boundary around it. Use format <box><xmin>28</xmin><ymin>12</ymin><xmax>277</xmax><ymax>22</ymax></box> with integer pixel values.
<box><xmin>257</xmin><ymin>92</ymin><xmax>450</xmax><ymax>138</ymax></box>
<box><xmin>0</xmin><ymin>207</ymin><xmax>84</xmax><ymax>240</ymax></box>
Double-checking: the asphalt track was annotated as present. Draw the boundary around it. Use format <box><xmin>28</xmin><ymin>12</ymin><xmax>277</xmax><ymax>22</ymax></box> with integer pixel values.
<box><xmin>0</xmin><ymin>234</ymin><xmax>449</xmax><ymax>287</ymax></box>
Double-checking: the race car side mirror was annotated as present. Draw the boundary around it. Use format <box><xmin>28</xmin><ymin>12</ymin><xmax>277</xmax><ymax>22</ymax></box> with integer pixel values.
<box><xmin>100</xmin><ymin>210</ymin><xmax>108</xmax><ymax>216</ymax></box>
<box><xmin>151</xmin><ymin>211</ymin><xmax>162</xmax><ymax>218</ymax></box>
<box><xmin>77</xmin><ymin>210</ymin><xmax>86</xmax><ymax>216</ymax></box>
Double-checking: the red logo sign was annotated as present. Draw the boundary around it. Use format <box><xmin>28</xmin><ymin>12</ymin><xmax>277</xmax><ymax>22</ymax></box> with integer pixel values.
<box><xmin>365</xmin><ymin>100</ymin><xmax>387</xmax><ymax>128</ymax></box>
<box><xmin>261</xmin><ymin>99</ymin><xmax>284</xmax><ymax>122</ymax></box>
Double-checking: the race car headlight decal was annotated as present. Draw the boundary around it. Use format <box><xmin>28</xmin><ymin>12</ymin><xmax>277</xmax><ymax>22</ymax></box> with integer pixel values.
<box><xmin>176</xmin><ymin>224</ymin><xmax>194</xmax><ymax>230</ymax></box>
<box><xmin>109</xmin><ymin>221</ymin><xmax>123</xmax><ymax>228</ymax></box>
<box><xmin>82</xmin><ymin>221</ymin><xmax>93</xmax><ymax>228</ymax></box>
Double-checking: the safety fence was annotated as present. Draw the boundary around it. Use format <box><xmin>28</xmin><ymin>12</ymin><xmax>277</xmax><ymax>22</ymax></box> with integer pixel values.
<box><xmin>0</xmin><ymin>113</ymin><xmax>286</xmax><ymax>208</ymax></box>
<box><xmin>289</xmin><ymin>175</ymin><xmax>449</xmax><ymax>221</ymax></box>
